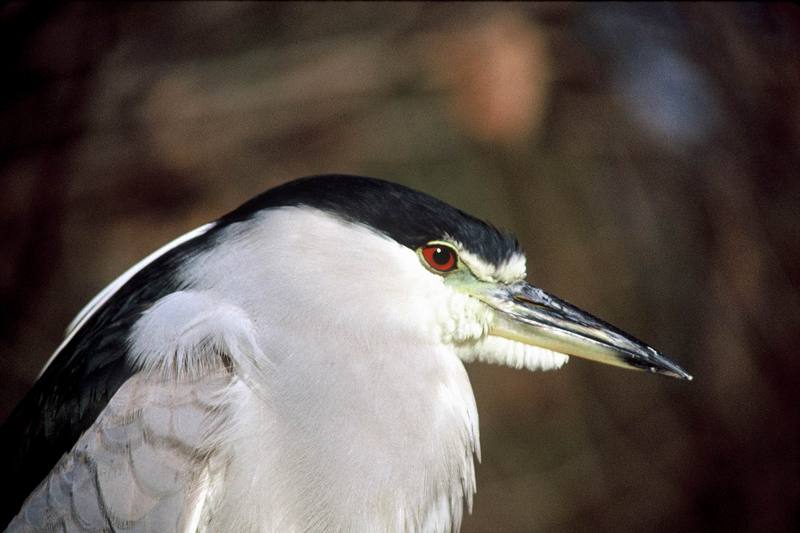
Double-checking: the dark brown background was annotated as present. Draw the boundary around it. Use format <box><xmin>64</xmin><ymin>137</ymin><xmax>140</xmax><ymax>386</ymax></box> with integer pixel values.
<box><xmin>2</xmin><ymin>2</ymin><xmax>799</xmax><ymax>532</ymax></box>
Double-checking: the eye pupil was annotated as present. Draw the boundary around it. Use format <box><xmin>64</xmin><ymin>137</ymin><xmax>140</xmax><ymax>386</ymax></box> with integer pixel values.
<box><xmin>432</xmin><ymin>247</ymin><xmax>450</xmax><ymax>265</ymax></box>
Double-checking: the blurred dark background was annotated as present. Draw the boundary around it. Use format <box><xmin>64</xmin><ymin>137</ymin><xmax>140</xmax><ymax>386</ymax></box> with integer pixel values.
<box><xmin>1</xmin><ymin>2</ymin><xmax>799</xmax><ymax>531</ymax></box>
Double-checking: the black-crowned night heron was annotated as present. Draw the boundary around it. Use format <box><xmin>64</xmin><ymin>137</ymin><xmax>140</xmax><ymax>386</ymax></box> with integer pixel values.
<box><xmin>1</xmin><ymin>175</ymin><xmax>690</xmax><ymax>532</ymax></box>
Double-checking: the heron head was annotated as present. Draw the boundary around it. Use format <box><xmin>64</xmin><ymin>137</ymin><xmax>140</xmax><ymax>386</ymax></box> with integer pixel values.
<box><xmin>204</xmin><ymin>175</ymin><xmax>690</xmax><ymax>381</ymax></box>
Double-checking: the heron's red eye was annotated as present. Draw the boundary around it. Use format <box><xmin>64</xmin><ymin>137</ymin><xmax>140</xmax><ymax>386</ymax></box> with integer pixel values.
<box><xmin>421</xmin><ymin>244</ymin><xmax>458</xmax><ymax>272</ymax></box>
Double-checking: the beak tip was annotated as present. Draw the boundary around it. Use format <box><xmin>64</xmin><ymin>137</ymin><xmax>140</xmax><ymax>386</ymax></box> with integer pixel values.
<box><xmin>645</xmin><ymin>347</ymin><xmax>692</xmax><ymax>381</ymax></box>
<box><xmin>669</xmin><ymin>369</ymin><xmax>693</xmax><ymax>381</ymax></box>
<box><xmin>655</xmin><ymin>361</ymin><xmax>693</xmax><ymax>381</ymax></box>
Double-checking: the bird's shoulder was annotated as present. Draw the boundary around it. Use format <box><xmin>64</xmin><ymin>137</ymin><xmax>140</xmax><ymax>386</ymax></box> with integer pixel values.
<box><xmin>0</xmin><ymin>222</ymin><xmax>255</xmax><ymax>529</ymax></box>
<box><xmin>3</xmin><ymin>284</ymin><xmax>268</xmax><ymax>529</ymax></box>
<box><xmin>6</xmin><ymin>371</ymin><xmax>236</xmax><ymax>532</ymax></box>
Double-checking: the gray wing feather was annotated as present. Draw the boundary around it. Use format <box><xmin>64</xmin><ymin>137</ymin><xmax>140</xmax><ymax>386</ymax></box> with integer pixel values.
<box><xmin>7</xmin><ymin>372</ymin><xmax>231</xmax><ymax>533</ymax></box>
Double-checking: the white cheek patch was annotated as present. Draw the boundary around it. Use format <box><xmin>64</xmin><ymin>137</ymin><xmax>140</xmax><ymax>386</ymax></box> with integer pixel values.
<box><xmin>437</xmin><ymin>290</ymin><xmax>492</xmax><ymax>344</ymax></box>
<box><xmin>457</xmin><ymin>335</ymin><xmax>569</xmax><ymax>372</ymax></box>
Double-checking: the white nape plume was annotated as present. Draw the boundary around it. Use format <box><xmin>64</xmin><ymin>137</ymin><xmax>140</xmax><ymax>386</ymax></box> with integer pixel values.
<box><xmin>38</xmin><ymin>223</ymin><xmax>215</xmax><ymax>379</ymax></box>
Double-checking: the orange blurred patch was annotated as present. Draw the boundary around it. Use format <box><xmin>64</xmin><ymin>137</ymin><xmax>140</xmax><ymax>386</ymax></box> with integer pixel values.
<box><xmin>429</xmin><ymin>14</ymin><xmax>551</xmax><ymax>144</ymax></box>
